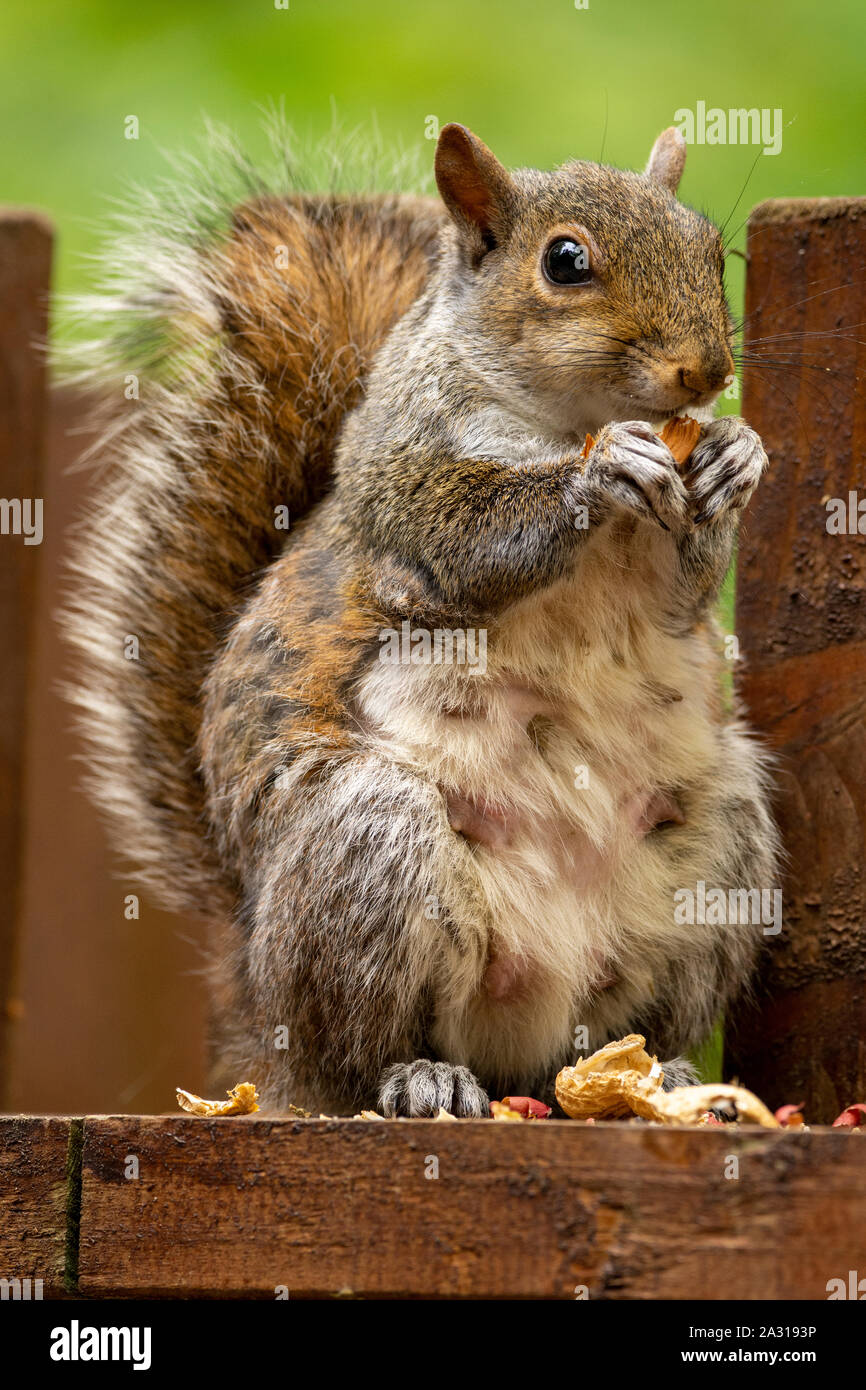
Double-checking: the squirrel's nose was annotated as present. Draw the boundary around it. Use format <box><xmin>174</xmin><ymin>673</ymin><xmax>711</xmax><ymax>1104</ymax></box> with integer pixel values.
<box><xmin>679</xmin><ymin>354</ymin><xmax>735</xmax><ymax>396</ymax></box>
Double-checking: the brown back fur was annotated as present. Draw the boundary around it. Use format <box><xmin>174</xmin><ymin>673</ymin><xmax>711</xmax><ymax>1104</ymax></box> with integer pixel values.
<box><xmin>64</xmin><ymin>192</ymin><xmax>444</xmax><ymax>913</ymax></box>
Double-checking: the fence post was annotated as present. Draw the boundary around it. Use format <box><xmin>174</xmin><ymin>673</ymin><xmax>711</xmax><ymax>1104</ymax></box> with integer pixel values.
<box><xmin>0</xmin><ymin>210</ymin><xmax>53</xmax><ymax>1104</ymax></box>
<box><xmin>727</xmin><ymin>197</ymin><xmax>866</xmax><ymax>1122</ymax></box>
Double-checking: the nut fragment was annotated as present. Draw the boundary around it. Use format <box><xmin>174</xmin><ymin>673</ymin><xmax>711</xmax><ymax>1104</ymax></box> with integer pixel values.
<box><xmin>555</xmin><ymin>1034</ymin><xmax>662</xmax><ymax>1119</ymax></box>
<box><xmin>498</xmin><ymin>1096</ymin><xmax>553</xmax><ymax>1120</ymax></box>
<box><xmin>832</xmin><ymin>1103</ymin><xmax>866</xmax><ymax>1129</ymax></box>
<box><xmin>658</xmin><ymin>415</ymin><xmax>703</xmax><ymax>466</ymax></box>
<box><xmin>176</xmin><ymin>1081</ymin><xmax>260</xmax><ymax>1116</ymax></box>
<box><xmin>490</xmin><ymin>1101</ymin><xmax>525</xmax><ymax>1121</ymax></box>
<box><xmin>774</xmin><ymin>1103</ymin><xmax>805</xmax><ymax>1128</ymax></box>
<box><xmin>639</xmin><ymin>1083</ymin><xmax>779</xmax><ymax>1129</ymax></box>
<box><xmin>555</xmin><ymin>1035</ymin><xmax>779</xmax><ymax>1127</ymax></box>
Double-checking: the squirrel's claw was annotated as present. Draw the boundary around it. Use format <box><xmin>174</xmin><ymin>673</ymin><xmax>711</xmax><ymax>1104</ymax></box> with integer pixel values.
<box><xmin>585</xmin><ymin>420</ymin><xmax>690</xmax><ymax>532</ymax></box>
<box><xmin>686</xmin><ymin>416</ymin><xmax>768</xmax><ymax>526</ymax></box>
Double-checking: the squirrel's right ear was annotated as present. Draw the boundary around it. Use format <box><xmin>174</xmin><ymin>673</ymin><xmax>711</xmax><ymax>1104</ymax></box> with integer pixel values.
<box><xmin>645</xmin><ymin>127</ymin><xmax>687</xmax><ymax>194</ymax></box>
<box><xmin>434</xmin><ymin>124</ymin><xmax>515</xmax><ymax>258</ymax></box>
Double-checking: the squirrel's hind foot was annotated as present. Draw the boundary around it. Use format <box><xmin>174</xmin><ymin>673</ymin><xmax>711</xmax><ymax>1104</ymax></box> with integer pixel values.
<box><xmin>378</xmin><ymin>1059</ymin><xmax>490</xmax><ymax>1118</ymax></box>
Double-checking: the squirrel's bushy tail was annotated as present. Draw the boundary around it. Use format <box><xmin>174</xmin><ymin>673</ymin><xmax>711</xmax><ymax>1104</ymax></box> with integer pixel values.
<box><xmin>62</xmin><ymin>126</ymin><xmax>443</xmax><ymax>913</ymax></box>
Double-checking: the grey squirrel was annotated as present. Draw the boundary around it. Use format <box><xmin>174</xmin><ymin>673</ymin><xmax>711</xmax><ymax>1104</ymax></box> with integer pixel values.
<box><xmin>65</xmin><ymin>122</ymin><xmax>779</xmax><ymax>1115</ymax></box>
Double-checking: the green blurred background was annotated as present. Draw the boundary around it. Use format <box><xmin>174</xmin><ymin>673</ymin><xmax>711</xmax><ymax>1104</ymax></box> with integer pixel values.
<box><xmin>2</xmin><ymin>0</ymin><xmax>864</xmax><ymax>308</ymax></box>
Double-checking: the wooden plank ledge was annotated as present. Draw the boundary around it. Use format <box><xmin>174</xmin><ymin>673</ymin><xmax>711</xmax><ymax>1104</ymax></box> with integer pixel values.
<box><xmin>65</xmin><ymin>1115</ymin><xmax>866</xmax><ymax>1300</ymax></box>
<box><xmin>0</xmin><ymin>1116</ymin><xmax>74</xmax><ymax>1295</ymax></box>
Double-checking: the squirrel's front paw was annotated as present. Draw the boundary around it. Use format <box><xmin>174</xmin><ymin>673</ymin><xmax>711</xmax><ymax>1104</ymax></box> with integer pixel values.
<box><xmin>686</xmin><ymin>416</ymin><xmax>768</xmax><ymax>526</ymax></box>
<box><xmin>585</xmin><ymin>420</ymin><xmax>689</xmax><ymax>532</ymax></box>
<box><xmin>378</xmin><ymin>1059</ymin><xmax>490</xmax><ymax>1118</ymax></box>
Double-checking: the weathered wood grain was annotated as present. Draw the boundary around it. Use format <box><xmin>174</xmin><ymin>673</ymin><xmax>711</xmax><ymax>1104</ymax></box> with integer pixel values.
<box><xmin>0</xmin><ymin>1115</ymin><xmax>73</xmax><ymax>1295</ymax></box>
<box><xmin>730</xmin><ymin>197</ymin><xmax>866</xmax><ymax>1121</ymax></box>
<box><xmin>0</xmin><ymin>210</ymin><xmax>53</xmax><ymax>1102</ymax></box>
<box><xmin>77</xmin><ymin>1116</ymin><xmax>866</xmax><ymax>1299</ymax></box>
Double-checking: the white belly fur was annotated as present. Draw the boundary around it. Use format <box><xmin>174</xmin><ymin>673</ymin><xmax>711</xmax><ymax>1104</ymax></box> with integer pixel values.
<box><xmin>355</xmin><ymin>521</ymin><xmax>727</xmax><ymax>1088</ymax></box>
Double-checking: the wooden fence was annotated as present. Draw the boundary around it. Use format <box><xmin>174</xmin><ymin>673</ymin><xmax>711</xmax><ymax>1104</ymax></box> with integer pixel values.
<box><xmin>0</xmin><ymin>213</ymin><xmax>207</xmax><ymax>1118</ymax></box>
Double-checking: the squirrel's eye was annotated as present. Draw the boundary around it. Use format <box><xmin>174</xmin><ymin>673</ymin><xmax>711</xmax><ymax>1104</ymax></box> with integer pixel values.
<box><xmin>543</xmin><ymin>237</ymin><xmax>593</xmax><ymax>286</ymax></box>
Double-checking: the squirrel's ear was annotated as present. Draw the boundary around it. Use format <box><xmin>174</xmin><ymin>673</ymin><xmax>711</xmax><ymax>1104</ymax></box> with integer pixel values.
<box><xmin>645</xmin><ymin>127</ymin><xmax>687</xmax><ymax>194</ymax></box>
<box><xmin>434</xmin><ymin>123</ymin><xmax>515</xmax><ymax>257</ymax></box>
